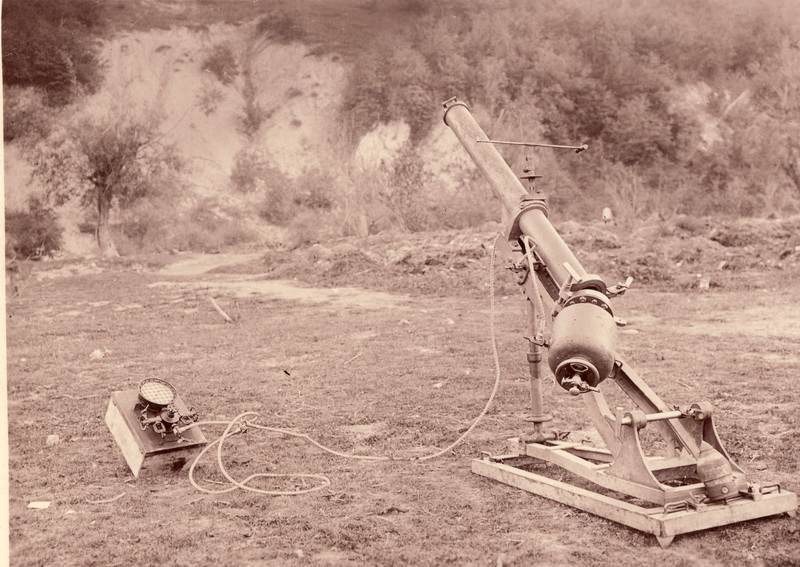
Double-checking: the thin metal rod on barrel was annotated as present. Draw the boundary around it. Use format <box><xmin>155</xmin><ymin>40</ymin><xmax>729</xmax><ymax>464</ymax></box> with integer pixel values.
<box><xmin>477</xmin><ymin>139</ymin><xmax>588</xmax><ymax>152</ymax></box>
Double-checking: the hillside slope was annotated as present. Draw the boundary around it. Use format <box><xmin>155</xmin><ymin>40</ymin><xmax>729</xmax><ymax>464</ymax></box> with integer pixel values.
<box><xmin>5</xmin><ymin>10</ymin><xmax>480</xmax><ymax>255</ymax></box>
<box><xmin>93</xmin><ymin>23</ymin><xmax>346</xmax><ymax>188</ymax></box>
<box><xmin>10</xmin><ymin>0</ymin><xmax>796</xmax><ymax>258</ymax></box>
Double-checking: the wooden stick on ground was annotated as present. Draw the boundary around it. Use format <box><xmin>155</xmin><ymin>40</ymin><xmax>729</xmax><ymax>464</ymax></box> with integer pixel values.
<box><xmin>208</xmin><ymin>297</ymin><xmax>234</xmax><ymax>323</ymax></box>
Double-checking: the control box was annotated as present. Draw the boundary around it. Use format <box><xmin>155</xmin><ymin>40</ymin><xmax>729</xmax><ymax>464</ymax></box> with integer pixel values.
<box><xmin>105</xmin><ymin>384</ymin><xmax>207</xmax><ymax>478</ymax></box>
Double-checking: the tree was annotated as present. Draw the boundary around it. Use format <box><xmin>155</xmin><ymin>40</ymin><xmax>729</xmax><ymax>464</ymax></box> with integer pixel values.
<box><xmin>31</xmin><ymin>111</ymin><xmax>181</xmax><ymax>256</ymax></box>
<box><xmin>751</xmin><ymin>40</ymin><xmax>800</xmax><ymax>197</ymax></box>
<box><xmin>2</xmin><ymin>0</ymin><xmax>105</xmax><ymax>106</ymax></box>
<box><xmin>3</xmin><ymin>87</ymin><xmax>54</xmax><ymax>144</ymax></box>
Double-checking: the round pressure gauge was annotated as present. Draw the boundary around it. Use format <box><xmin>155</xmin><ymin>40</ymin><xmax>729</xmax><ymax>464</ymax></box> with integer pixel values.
<box><xmin>138</xmin><ymin>378</ymin><xmax>177</xmax><ymax>409</ymax></box>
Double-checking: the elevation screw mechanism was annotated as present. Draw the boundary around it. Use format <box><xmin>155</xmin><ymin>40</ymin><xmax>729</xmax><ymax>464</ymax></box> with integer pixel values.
<box><xmin>519</xmin><ymin>156</ymin><xmax>543</xmax><ymax>194</ymax></box>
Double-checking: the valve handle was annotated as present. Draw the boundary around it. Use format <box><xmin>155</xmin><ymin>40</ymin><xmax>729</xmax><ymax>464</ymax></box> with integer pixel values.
<box><xmin>607</xmin><ymin>276</ymin><xmax>634</xmax><ymax>298</ymax></box>
<box><xmin>563</xmin><ymin>375</ymin><xmax>600</xmax><ymax>396</ymax></box>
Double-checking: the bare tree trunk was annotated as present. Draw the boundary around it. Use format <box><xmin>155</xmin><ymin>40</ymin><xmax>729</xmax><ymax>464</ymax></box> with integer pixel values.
<box><xmin>96</xmin><ymin>188</ymin><xmax>118</xmax><ymax>257</ymax></box>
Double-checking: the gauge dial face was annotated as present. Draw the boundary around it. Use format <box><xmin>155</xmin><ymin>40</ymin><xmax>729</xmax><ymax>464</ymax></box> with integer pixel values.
<box><xmin>139</xmin><ymin>379</ymin><xmax>176</xmax><ymax>406</ymax></box>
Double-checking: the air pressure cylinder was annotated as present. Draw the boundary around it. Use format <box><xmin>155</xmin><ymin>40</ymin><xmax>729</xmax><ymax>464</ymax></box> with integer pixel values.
<box><xmin>548</xmin><ymin>290</ymin><xmax>617</xmax><ymax>392</ymax></box>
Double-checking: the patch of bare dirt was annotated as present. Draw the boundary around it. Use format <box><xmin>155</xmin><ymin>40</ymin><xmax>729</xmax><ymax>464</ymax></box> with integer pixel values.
<box><xmin>157</xmin><ymin>252</ymin><xmax>266</xmax><ymax>276</ymax></box>
<box><xmin>149</xmin><ymin>275</ymin><xmax>408</xmax><ymax>309</ymax></box>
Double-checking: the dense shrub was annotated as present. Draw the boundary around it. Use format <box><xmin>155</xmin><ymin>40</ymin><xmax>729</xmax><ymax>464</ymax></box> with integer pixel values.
<box><xmin>3</xmin><ymin>88</ymin><xmax>54</xmax><ymax>143</ymax></box>
<box><xmin>201</xmin><ymin>44</ymin><xmax>239</xmax><ymax>85</ymax></box>
<box><xmin>165</xmin><ymin>199</ymin><xmax>257</xmax><ymax>252</ymax></box>
<box><xmin>2</xmin><ymin>0</ymin><xmax>105</xmax><ymax>106</ymax></box>
<box><xmin>231</xmin><ymin>148</ymin><xmax>273</xmax><ymax>194</ymax></box>
<box><xmin>291</xmin><ymin>170</ymin><xmax>335</xmax><ymax>211</ymax></box>
<box><xmin>255</xmin><ymin>12</ymin><xmax>306</xmax><ymax>44</ymax></box>
<box><xmin>195</xmin><ymin>85</ymin><xmax>225</xmax><ymax>116</ymax></box>
<box><xmin>389</xmin><ymin>147</ymin><xmax>431</xmax><ymax>232</ymax></box>
<box><xmin>339</xmin><ymin>0</ymin><xmax>800</xmax><ymax>221</ymax></box>
<box><xmin>239</xmin><ymin>94</ymin><xmax>269</xmax><ymax>138</ymax></box>
<box><xmin>5</xmin><ymin>198</ymin><xmax>63</xmax><ymax>259</ymax></box>
<box><xmin>230</xmin><ymin>148</ymin><xmax>299</xmax><ymax>224</ymax></box>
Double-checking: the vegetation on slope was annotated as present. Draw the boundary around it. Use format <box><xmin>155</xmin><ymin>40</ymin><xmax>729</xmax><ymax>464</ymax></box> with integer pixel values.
<box><xmin>1</xmin><ymin>0</ymin><xmax>105</xmax><ymax>106</ymax></box>
<box><xmin>4</xmin><ymin>0</ymin><xmax>800</xmax><ymax>257</ymax></box>
<box><xmin>339</xmin><ymin>0</ymin><xmax>800</xmax><ymax>219</ymax></box>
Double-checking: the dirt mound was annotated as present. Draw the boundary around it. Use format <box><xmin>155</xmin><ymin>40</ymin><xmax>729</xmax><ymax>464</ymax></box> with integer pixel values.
<box><xmin>32</xmin><ymin>214</ymin><xmax>797</xmax><ymax>296</ymax></box>
<box><xmin>709</xmin><ymin>217</ymin><xmax>800</xmax><ymax>248</ymax></box>
<box><xmin>557</xmin><ymin>220</ymin><xmax>622</xmax><ymax>251</ymax></box>
<box><xmin>243</xmin><ymin>215</ymin><xmax>800</xmax><ymax>295</ymax></box>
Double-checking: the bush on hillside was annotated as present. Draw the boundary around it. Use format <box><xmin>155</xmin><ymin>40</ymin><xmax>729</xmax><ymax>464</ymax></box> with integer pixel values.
<box><xmin>196</xmin><ymin>85</ymin><xmax>225</xmax><ymax>116</ymax></box>
<box><xmin>2</xmin><ymin>0</ymin><xmax>105</xmax><ymax>106</ymax></box>
<box><xmin>291</xmin><ymin>170</ymin><xmax>335</xmax><ymax>211</ymax></box>
<box><xmin>5</xmin><ymin>198</ymin><xmax>63</xmax><ymax>259</ymax></box>
<box><xmin>239</xmin><ymin>95</ymin><xmax>270</xmax><ymax>138</ymax></box>
<box><xmin>256</xmin><ymin>12</ymin><xmax>306</xmax><ymax>44</ymax></box>
<box><xmin>3</xmin><ymin>88</ymin><xmax>54</xmax><ymax>144</ymax></box>
<box><xmin>230</xmin><ymin>148</ymin><xmax>298</xmax><ymax>224</ymax></box>
<box><xmin>231</xmin><ymin>148</ymin><xmax>289</xmax><ymax>194</ymax></box>
<box><xmin>339</xmin><ymin>0</ymin><xmax>800</xmax><ymax>221</ymax></box>
<box><xmin>167</xmin><ymin>199</ymin><xmax>257</xmax><ymax>252</ymax></box>
<box><xmin>202</xmin><ymin>45</ymin><xmax>239</xmax><ymax>85</ymax></box>
<box><xmin>389</xmin><ymin>147</ymin><xmax>432</xmax><ymax>232</ymax></box>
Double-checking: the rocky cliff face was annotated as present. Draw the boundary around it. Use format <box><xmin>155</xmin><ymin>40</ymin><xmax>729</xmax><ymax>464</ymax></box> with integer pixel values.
<box><xmin>97</xmin><ymin>22</ymin><xmax>347</xmax><ymax>187</ymax></box>
<box><xmin>89</xmin><ymin>21</ymin><xmax>476</xmax><ymax>190</ymax></box>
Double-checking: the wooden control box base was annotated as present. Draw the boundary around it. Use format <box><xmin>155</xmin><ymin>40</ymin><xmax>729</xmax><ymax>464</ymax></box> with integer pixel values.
<box><xmin>105</xmin><ymin>390</ymin><xmax>207</xmax><ymax>478</ymax></box>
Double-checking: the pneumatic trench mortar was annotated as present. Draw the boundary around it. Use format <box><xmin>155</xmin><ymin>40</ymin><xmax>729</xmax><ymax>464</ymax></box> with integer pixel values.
<box><xmin>442</xmin><ymin>97</ymin><xmax>797</xmax><ymax>547</ymax></box>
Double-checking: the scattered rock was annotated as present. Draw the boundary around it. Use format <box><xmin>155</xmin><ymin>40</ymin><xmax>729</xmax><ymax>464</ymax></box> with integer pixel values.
<box><xmin>28</xmin><ymin>501</ymin><xmax>51</xmax><ymax>510</ymax></box>
<box><xmin>46</xmin><ymin>434</ymin><xmax>60</xmax><ymax>447</ymax></box>
<box><xmin>89</xmin><ymin>349</ymin><xmax>106</xmax><ymax>360</ymax></box>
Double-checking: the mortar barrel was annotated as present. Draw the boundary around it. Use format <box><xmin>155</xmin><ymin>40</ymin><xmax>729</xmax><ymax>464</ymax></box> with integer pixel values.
<box><xmin>442</xmin><ymin>99</ymin><xmax>528</xmax><ymax>214</ymax></box>
<box><xmin>442</xmin><ymin>98</ymin><xmax>587</xmax><ymax>288</ymax></box>
<box><xmin>517</xmin><ymin>209</ymin><xmax>587</xmax><ymax>288</ymax></box>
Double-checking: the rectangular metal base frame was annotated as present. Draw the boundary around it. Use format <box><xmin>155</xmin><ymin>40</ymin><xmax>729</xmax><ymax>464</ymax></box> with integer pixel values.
<box><xmin>473</xmin><ymin>455</ymin><xmax>797</xmax><ymax>547</ymax></box>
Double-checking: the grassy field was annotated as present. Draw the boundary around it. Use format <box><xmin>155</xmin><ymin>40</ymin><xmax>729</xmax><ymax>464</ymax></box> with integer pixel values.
<box><xmin>6</xmin><ymin>237</ymin><xmax>799</xmax><ymax>566</ymax></box>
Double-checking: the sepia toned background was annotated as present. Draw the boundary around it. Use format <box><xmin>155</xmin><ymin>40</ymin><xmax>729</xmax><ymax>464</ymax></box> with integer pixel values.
<box><xmin>4</xmin><ymin>1</ymin><xmax>799</xmax><ymax>565</ymax></box>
